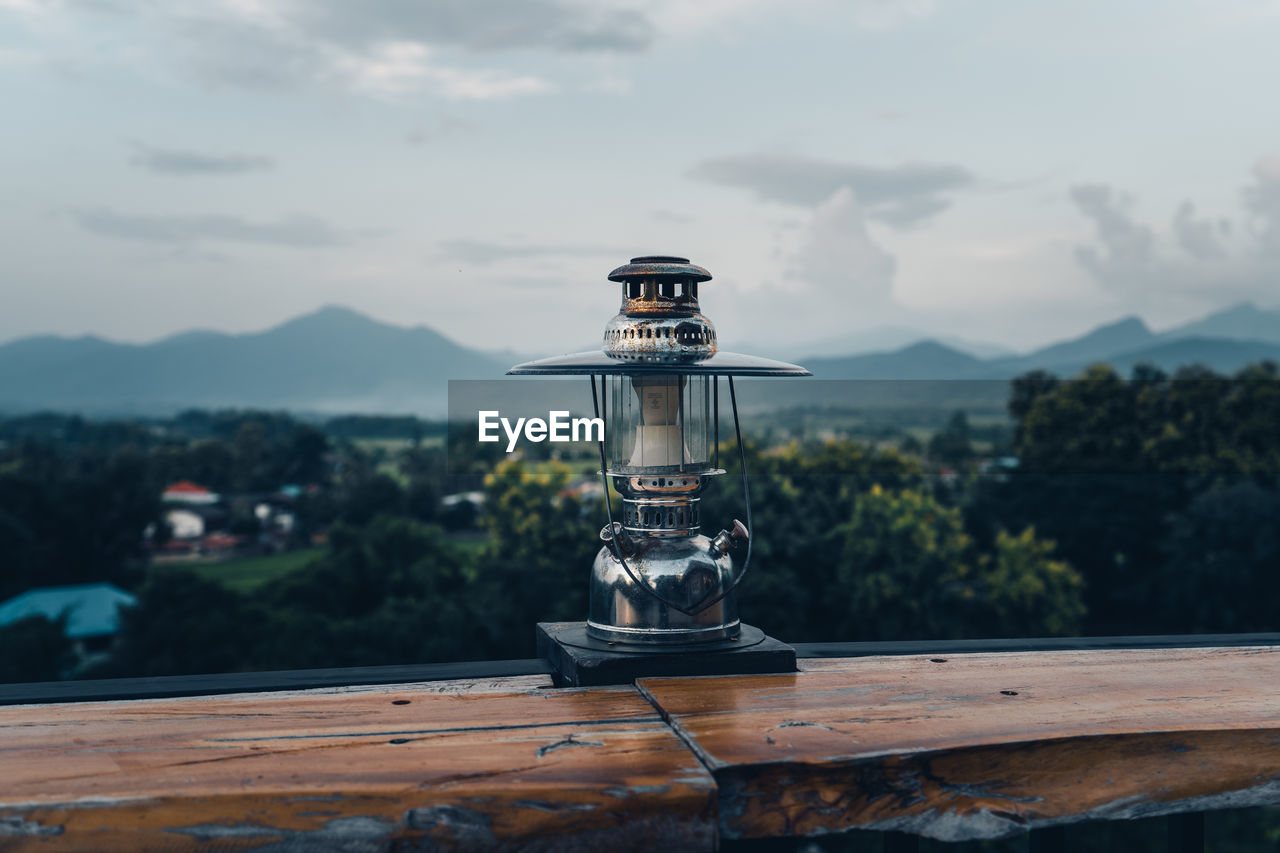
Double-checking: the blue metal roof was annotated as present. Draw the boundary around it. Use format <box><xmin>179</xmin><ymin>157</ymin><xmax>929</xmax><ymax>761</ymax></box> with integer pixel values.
<box><xmin>0</xmin><ymin>583</ymin><xmax>137</xmax><ymax>639</ymax></box>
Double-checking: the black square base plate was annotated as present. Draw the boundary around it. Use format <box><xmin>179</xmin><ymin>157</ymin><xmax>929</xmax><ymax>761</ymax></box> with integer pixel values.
<box><xmin>536</xmin><ymin>622</ymin><xmax>796</xmax><ymax>687</ymax></box>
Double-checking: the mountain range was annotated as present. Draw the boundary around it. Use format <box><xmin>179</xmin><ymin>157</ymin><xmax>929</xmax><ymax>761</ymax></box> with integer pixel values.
<box><xmin>801</xmin><ymin>304</ymin><xmax>1280</xmax><ymax>381</ymax></box>
<box><xmin>0</xmin><ymin>307</ymin><xmax>501</xmax><ymax>415</ymax></box>
<box><xmin>1</xmin><ymin>302</ymin><xmax>1278</xmax><ymax>416</ymax></box>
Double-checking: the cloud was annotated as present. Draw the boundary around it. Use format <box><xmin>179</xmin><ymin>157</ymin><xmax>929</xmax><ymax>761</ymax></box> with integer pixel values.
<box><xmin>1070</xmin><ymin>157</ymin><xmax>1280</xmax><ymax>308</ymax></box>
<box><xmin>294</xmin><ymin>0</ymin><xmax>654</xmax><ymax>55</ymax></box>
<box><xmin>651</xmin><ymin>209</ymin><xmax>695</xmax><ymax>224</ymax></box>
<box><xmin>435</xmin><ymin>239</ymin><xmax>626</xmax><ymax>266</ymax></box>
<box><xmin>49</xmin><ymin>0</ymin><xmax>645</xmax><ymax>101</ymax></box>
<box><xmin>643</xmin><ymin>0</ymin><xmax>941</xmax><ymax>35</ymax></box>
<box><xmin>1070</xmin><ymin>184</ymin><xmax>1155</xmax><ymax>284</ymax></box>
<box><xmin>689</xmin><ymin>153</ymin><xmax>974</xmax><ymax>228</ymax></box>
<box><xmin>1172</xmin><ymin>201</ymin><xmax>1228</xmax><ymax>261</ymax></box>
<box><xmin>72</xmin><ymin>209</ymin><xmax>346</xmax><ymax>247</ymax></box>
<box><xmin>786</xmin><ymin>186</ymin><xmax>897</xmax><ymax>307</ymax></box>
<box><xmin>129</xmin><ymin>143</ymin><xmax>274</xmax><ymax>175</ymax></box>
<box><xmin>1243</xmin><ymin>153</ymin><xmax>1280</xmax><ymax>255</ymax></box>
<box><xmin>335</xmin><ymin>41</ymin><xmax>553</xmax><ymax>99</ymax></box>
<box><xmin>407</xmin><ymin>116</ymin><xmax>475</xmax><ymax>145</ymax></box>
<box><xmin>162</xmin><ymin>13</ymin><xmax>557</xmax><ymax>100</ymax></box>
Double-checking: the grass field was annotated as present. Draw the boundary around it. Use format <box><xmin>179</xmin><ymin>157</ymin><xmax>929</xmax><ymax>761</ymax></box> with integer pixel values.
<box><xmin>160</xmin><ymin>548</ymin><xmax>323</xmax><ymax>594</ymax></box>
<box><xmin>158</xmin><ymin>533</ymin><xmax>494</xmax><ymax>592</ymax></box>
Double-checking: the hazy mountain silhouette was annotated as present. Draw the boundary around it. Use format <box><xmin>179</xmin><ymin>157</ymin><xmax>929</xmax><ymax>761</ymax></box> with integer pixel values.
<box><xmin>1068</xmin><ymin>336</ymin><xmax>1280</xmax><ymax>377</ymax></box>
<box><xmin>2</xmin><ymin>303</ymin><xmax>1279</xmax><ymax>415</ymax></box>
<box><xmin>789</xmin><ymin>327</ymin><xmax>1017</xmax><ymax>361</ymax></box>
<box><xmin>802</xmin><ymin>308</ymin><xmax>1280</xmax><ymax>382</ymax></box>
<box><xmin>0</xmin><ymin>306</ymin><xmax>504</xmax><ymax>415</ymax></box>
<box><xmin>805</xmin><ymin>340</ymin><xmax>991</xmax><ymax>380</ymax></box>
<box><xmin>999</xmin><ymin>316</ymin><xmax>1155</xmax><ymax>371</ymax></box>
<box><xmin>1159</xmin><ymin>302</ymin><xmax>1280</xmax><ymax>345</ymax></box>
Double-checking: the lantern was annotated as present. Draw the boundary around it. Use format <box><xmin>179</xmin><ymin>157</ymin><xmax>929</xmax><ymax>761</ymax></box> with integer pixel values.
<box><xmin>508</xmin><ymin>256</ymin><xmax>809</xmax><ymax>681</ymax></box>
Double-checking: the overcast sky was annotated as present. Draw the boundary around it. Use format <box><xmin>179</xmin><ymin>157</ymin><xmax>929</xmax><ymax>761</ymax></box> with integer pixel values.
<box><xmin>3</xmin><ymin>0</ymin><xmax>1279</xmax><ymax>354</ymax></box>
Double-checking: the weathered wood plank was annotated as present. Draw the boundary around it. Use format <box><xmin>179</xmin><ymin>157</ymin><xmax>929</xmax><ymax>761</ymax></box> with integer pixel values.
<box><xmin>0</xmin><ymin>675</ymin><xmax>717</xmax><ymax>851</ymax></box>
<box><xmin>637</xmin><ymin>647</ymin><xmax>1280</xmax><ymax>843</ymax></box>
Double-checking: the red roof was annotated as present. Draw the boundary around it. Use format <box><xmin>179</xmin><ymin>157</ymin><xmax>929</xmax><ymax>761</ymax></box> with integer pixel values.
<box><xmin>164</xmin><ymin>481</ymin><xmax>212</xmax><ymax>495</ymax></box>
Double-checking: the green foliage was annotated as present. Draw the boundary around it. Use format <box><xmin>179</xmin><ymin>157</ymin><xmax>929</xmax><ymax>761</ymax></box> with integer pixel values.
<box><xmin>0</xmin><ymin>616</ymin><xmax>72</xmax><ymax>682</ymax></box>
<box><xmin>1159</xmin><ymin>482</ymin><xmax>1280</xmax><ymax>632</ymax></box>
<box><xmin>984</xmin><ymin>527</ymin><xmax>1085</xmax><ymax>637</ymax></box>
<box><xmin>95</xmin><ymin>572</ymin><xmax>263</xmax><ymax>677</ymax></box>
<box><xmin>985</xmin><ymin>360</ymin><xmax>1280</xmax><ymax>634</ymax></box>
<box><xmin>98</xmin><ymin>518</ymin><xmax>480</xmax><ymax>676</ymax></box>
<box><xmin>928</xmin><ymin>410</ymin><xmax>974</xmax><ymax>468</ymax></box>
<box><xmin>474</xmin><ymin>458</ymin><xmax>597</xmax><ymax>654</ymax></box>
<box><xmin>162</xmin><ymin>548</ymin><xmax>323</xmax><ymax>594</ymax></box>
<box><xmin>834</xmin><ymin>485</ymin><xmax>976</xmax><ymax>640</ymax></box>
<box><xmin>697</xmin><ymin>438</ymin><xmax>1080</xmax><ymax>643</ymax></box>
<box><xmin>9</xmin><ymin>358</ymin><xmax>1280</xmax><ymax>683</ymax></box>
<box><xmin>831</xmin><ymin>487</ymin><xmax>1083</xmax><ymax>640</ymax></box>
<box><xmin>0</xmin><ymin>445</ymin><xmax>157</xmax><ymax>599</ymax></box>
<box><xmin>1013</xmin><ymin>362</ymin><xmax>1280</xmax><ymax>476</ymax></box>
<box><xmin>255</xmin><ymin>517</ymin><xmax>478</xmax><ymax>668</ymax></box>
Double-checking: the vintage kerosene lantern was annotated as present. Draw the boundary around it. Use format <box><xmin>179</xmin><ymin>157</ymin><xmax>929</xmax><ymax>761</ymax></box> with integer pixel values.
<box><xmin>508</xmin><ymin>256</ymin><xmax>809</xmax><ymax>685</ymax></box>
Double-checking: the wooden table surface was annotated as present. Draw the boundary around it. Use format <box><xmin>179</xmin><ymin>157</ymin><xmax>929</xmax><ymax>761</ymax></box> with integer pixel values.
<box><xmin>639</xmin><ymin>647</ymin><xmax>1280</xmax><ymax>842</ymax></box>
<box><xmin>3</xmin><ymin>647</ymin><xmax>1280</xmax><ymax>850</ymax></box>
<box><xmin>0</xmin><ymin>675</ymin><xmax>717</xmax><ymax>851</ymax></box>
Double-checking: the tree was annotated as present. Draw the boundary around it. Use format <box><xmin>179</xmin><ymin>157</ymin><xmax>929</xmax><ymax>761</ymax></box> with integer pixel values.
<box><xmin>92</xmin><ymin>573</ymin><xmax>261</xmax><ymax>678</ymax></box>
<box><xmin>0</xmin><ymin>445</ymin><xmax>159</xmax><ymax>599</ymax></box>
<box><xmin>0</xmin><ymin>616</ymin><xmax>71</xmax><ymax>683</ymax></box>
<box><xmin>832</xmin><ymin>487</ymin><xmax>1083</xmax><ymax>641</ymax></box>
<box><xmin>475</xmin><ymin>459</ymin><xmax>598</xmax><ymax>654</ymax></box>
<box><xmin>928</xmin><ymin>411</ymin><xmax>974</xmax><ymax>468</ymax></box>
<box><xmin>983</xmin><ymin>527</ymin><xmax>1085</xmax><ymax>637</ymax></box>
<box><xmin>257</xmin><ymin>517</ymin><xmax>480</xmax><ymax>668</ymax></box>
<box><xmin>989</xmin><ymin>361</ymin><xmax>1280</xmax><ymax>635</ymax></box>
<box><xmin>1159</xmin><ymin>482</ymin><xmax>1280</xmax><ymax>633</ymax></box>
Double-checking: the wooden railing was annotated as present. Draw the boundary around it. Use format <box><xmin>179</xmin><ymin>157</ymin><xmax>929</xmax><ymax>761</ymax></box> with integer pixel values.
<box><xmin>2</xmin><ymin>636</ymin><xmax>1279</xmax><ymax>851</ymax></box>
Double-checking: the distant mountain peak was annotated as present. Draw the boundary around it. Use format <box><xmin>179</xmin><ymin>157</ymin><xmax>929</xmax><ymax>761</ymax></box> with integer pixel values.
<box><xmin>275</xmin><ymin>304</ymin><xmax>378</xmax><ymax>328</ymax></box>
<box><xmin>0</xmin><ymin>304</ymin><xmax>503</xmax><ymax>416</ymax></box>
<box><xmin>1194</xmin><ymin>301</ymin><xmax>1271</xmax><ymax>323</ymax></box>
<box><xmin>900</xmin><ymin>338</ymin><xmax>978</xmax><ymax>358</ymax></box>
<box><xmin>1094</xmin><ymin>315</ymin><xmax>1151</xmax><ymax>335</ymax></box>
<box><xmin>1161</xmin><ymin>301</ymin><xmax>1280</xmax><ymax>346</ymax></box>
<box><xmin>306</xmin><ymin>304</ymin><xmax>368</xmax><ymax>320</ymax></box>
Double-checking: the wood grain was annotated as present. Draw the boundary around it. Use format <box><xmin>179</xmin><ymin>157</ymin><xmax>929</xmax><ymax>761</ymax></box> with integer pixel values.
<box><xmin>6</xmin><ymin>647</ymin><xmax>1280</xmax><ymax>849</ymax></box>
<box><xmin>637</xmin><ymin>647</ymin><xmax>1280</xmax><ymax>842</ymax></box>
<box><xmin>0</xmin><ymin>675</ymin><xmax>717</xmax><ymax>851</ymax></box>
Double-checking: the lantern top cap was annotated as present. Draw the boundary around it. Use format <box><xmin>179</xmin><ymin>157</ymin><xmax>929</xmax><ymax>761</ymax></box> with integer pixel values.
<box><xmin>608</xmin><ymin>256</ymin><xmax>712</xmax><ymax>284</ymax></box>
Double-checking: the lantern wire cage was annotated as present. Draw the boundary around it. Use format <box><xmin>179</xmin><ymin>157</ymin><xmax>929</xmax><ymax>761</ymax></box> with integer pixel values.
<box><xmin>590</xmin><ymin>373</ymin><xmax>752</xmax><ymax>617</ymax></box>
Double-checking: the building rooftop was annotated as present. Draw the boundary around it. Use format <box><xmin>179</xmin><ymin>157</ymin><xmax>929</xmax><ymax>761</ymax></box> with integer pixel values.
<box><xmin>0</xmin><ymin>583</ymin><xmax>136</xmax><ymax>639</ymax></box>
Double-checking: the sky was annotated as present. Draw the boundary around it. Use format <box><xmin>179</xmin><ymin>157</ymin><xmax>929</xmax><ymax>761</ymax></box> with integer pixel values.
<box><xmin>2</xmin><ymin>0</ymin><xmax>1279</xmax><ymax>355</ymax></box>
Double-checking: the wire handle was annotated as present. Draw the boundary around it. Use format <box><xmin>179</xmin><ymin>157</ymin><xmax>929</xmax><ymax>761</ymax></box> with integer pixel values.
<box><xmin>590</xmin><ymin>375</ymin><xmax>753</xmax><ymax>617</ymax></box>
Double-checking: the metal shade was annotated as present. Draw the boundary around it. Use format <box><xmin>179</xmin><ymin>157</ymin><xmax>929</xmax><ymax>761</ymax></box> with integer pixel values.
<box><xmin>506</xmin><ymin>349</ymin><xmax>811</xmax><ymax>377</ymax></box>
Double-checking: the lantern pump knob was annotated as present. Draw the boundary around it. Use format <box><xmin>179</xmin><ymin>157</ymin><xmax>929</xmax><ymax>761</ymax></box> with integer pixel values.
<box><xmin>600</xmin><ymin>522</ymin><xmax>636</xmax><ymax>557</ymax></box>
<box><xmin>710</xmin><ymin>519</ymin><xmax>749</xmax><ymax>557</ymax></box>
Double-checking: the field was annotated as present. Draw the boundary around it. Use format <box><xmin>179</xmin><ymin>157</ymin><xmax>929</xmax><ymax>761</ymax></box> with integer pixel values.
<box><xmin>157</xmin><ymin>533</ymin><xmax>496</xmax><ymax>592</ymax></box>
<box><xmin>159</xmin><ymin>548</ymin><xmax>323</xmax><ymax>594</ymax></box>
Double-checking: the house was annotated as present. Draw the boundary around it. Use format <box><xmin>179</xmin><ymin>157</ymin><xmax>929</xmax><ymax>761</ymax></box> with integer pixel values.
<box><xmin>442</xmin><ymin>490</ymin><xmax>486</xmax><ymax>508</ymax></box>
<box><xmin>0</xmin><ymin>583</ymin><xmax>137</xmax><ymax>658</ymax></box>
<box><xmin>161</xmin><ymin>480</ymin><xmax>220</xmax><ymax>505</ymax></box>
<box><xmin>165</xmin><ymin>508</ymin><xmax>206</xmax><ymax>540</ymax></box>
<box><xmin>164</xmin><ymin>504</ymin><xmax>228</xmax><ymax>541</ymax></box>
<box><xmin>561</xmin><ymin>479</ymin><xmax>605</xmax><ymax>503</ymax></box>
